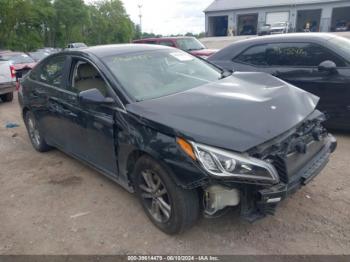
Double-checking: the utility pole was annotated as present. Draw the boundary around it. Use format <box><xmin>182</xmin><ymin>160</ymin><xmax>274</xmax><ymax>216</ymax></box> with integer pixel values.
<box><xmin>138</xmin><ymin>3</ymin><xmax>143</xmax><ymax>35</ymax></box>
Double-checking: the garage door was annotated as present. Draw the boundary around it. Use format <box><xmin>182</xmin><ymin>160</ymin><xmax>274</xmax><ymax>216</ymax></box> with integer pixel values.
<box><xmin>266</xmin><ymin>12</ymin><xmax>290</xmax><ymax>25</ymax></box>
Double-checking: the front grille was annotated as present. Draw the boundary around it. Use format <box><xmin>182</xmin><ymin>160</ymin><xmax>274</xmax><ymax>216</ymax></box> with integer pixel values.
<box><xmin>272</xmin><ymin>156</ymin><xmax>288</xmax><ymax>184</ymax></box>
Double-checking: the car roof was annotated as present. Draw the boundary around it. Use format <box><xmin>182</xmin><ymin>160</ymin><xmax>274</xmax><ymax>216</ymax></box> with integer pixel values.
<box><xmin>234</xmin><ymin>33</ymin><xmax>336</xmax><ymax>45</ymax></box>
<box><xmin>63</xmin><ymin>44</ymin><xmax>173</xmax><ymax>58</ymax></box>
<box><xmin>134</xmin><ymin>36</ymin><xmax>194</xmax><ymax>41</ymax></box>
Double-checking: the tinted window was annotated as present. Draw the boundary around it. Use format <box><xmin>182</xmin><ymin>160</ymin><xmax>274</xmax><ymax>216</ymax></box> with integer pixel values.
<box><xmin>328</xmin><ymin>37</ymin><xmax>350</xmax><ymax>62</ymax></box>
<box><xmin>176</xmin><ymin>38</ymin><xmax>205</xmax><ymax>51</ymax></box>
<box><xmin>159</xmin><ymin>41</ymin><xmax>175</xmax><ymax>47</ymax></box>
<box><xmin>144</xmin><ymin>40</ymin><xmax>157</xmax><ymax>44</ymax></box>
<box><xmin>235</xmin><ymin>45</ymin><xmax>268</xmax><ymax>66</ymax></box>
<box><xmin>37</xmin><ymin>56</ymin><xmax>66</xmax><ymax>87</ymax></box>
<box><xmin>265</xmin><ymin>43</ymin><xmax>346</xmax><ymax>67</ymax></box>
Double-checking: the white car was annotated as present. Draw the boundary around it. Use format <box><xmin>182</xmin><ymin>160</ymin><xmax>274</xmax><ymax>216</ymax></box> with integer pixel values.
<box><xmin>0</xmin><ymin>59</ymin><xmax>16</xmax><ymax>102</ymax></box>
<box><xmin>269</xmin><ymin>22</ymin><xmax>290</xmax><ymax>34</ymax></box>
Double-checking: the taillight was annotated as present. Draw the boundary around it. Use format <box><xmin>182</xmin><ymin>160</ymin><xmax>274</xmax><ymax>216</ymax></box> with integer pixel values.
<box><xmin>10</xmin><ymin>65</ymin><xmax>16</xmax><ymax>79</ymax></box>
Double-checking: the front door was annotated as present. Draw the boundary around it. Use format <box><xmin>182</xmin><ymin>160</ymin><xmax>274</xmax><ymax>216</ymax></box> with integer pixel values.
<box><xmin>68</xmin><ymin>59</ymin><xmax>118</xmax><ymax>176</ymax></box>
<box><xmin>264</xmin><ymin>42</ymin><xmax>350</xmax><ymax>127</ymax></box>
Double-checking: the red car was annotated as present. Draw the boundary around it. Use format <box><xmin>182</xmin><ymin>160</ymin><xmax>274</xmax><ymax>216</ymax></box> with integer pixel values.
<box><xmin>0</xmin><ymin>52</ymin><xmax>37</xmax><ymax>91</ymax></box>
<box><xmin>0</xmin><ymin>52</ymin><xmax>36</xmax><ymax>71</ymax></box>
<box><xmin>133</xmin><ymin>37</ymin><xmax>217</xmax><ymax>59</ymax></box>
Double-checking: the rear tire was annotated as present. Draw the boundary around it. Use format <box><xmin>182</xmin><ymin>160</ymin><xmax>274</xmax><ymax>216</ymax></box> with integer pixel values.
<box><xmin>24</xmin><ymin>111</ymin><xmax>51</xmax><ymax>152</ymax></box>
<box><xmin>0</xmin><ymin>92</ymin><xmax>13</xmax><ymax>102</ymax></box>
<box><xmin>132</xmin><ymin>155</ymin><xmax>200</xmax><ymax>234</ymax></box>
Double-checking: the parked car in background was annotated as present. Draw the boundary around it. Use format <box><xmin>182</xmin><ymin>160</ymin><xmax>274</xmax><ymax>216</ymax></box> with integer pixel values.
<box><xmin>66</xmin><ymin>43</ymin><xmax>87</xmax><ymax>49</ymax></box>
<box><xmin>269</xmin><ymin>22</ymin><xmax>290</xmax><ymax>34</ymax></box>
<box><xmin>133</xmin><ymin>37</ymin><xmax>217</xmax><ymax>59</ymax></box>
<box><xmin>0</xmin><ymin>59</ymin><xmax>16</xmax><ymax>102</ymax></box>
<box><xmin>0</xmin><ymin>52</ymin><xmax>36</xmax><ymax>72</ymax></box>
<box><xmin>240</xmin><ymin>25</ymin><xmax>257</xmax><ymax>35</ymax></box>
<box><xmin>258</xmin><ymin>24</ymin><xmax>271</xmax><ymax>36</ymax></box>
<box><xmin>335</xmin><ymin>21</ymin><xmax>349</xmax><ymax>32</ymax></box>
<box><xmin>28</xmin><ymin>51</ymin><xmax>50</xmax><ymax>62</ymax></box>
<box><xmin>36</xmin><ymin>47</ymin><xmax>60</xmax><ymax>54</ymax></box>
<box><xmin>19</xmin><ymin>44</ymin><xmax>336</xmax><ymax>234</ymax></box>
<box><xmin>208</xmin><ymin>33</ymin><xmax>350</xmax><ymax>130</ymax></box>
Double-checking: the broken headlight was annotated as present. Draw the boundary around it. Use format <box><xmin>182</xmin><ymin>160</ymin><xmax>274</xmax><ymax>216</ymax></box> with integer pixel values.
<box><xmin>191</xmin><ymin>142</ymin><xmax>279</xmax><ymax>183</ymax></box>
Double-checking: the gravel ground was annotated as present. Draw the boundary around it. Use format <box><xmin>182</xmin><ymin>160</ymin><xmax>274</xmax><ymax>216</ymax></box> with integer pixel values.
<box><xmin>0</xmin><ymin>95</ymin><xmax>349</xmax><ymax>255</ymax></box>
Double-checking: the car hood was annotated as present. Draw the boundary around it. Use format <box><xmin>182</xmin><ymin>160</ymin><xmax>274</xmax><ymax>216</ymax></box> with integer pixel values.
<box><xmin>126</xmin><ymin>72</ymin><xmax>319</xmax><ymax>152</ymax></box>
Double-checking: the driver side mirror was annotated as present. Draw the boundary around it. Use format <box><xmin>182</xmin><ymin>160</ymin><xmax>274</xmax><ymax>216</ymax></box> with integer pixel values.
<box><xmin>318</xmin><ymin>60</ymin><xmax>337</xmax><ymax>74</ymax></box>
<box><xmin>78</xmin><ymin>88</ymin><xmax>114</xmax><ymax>105</ymax></box>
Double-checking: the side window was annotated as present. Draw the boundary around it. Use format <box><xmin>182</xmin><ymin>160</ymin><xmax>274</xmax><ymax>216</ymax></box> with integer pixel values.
<box><xmin>70</xmin><ymin>60</ymin><xmax>109</xmax><ymax>97</ymax></box>
<box><xmin>145</xmin><ymin>40</ymin><xmax>157</xmax><ymax>45</ymax></box>
<box><xmin>38</xmin><ymin>56</ymin><xmax>66</xmax><ymax>87</ymax></box>
<box><xmin>235</xmin><ymin>45</ymin><xmax>268</xmax><ymax>66</ymax></box>
<box><xmin>159</xmin><ymin>41</ymin><xmax>175</xmax><ymax>47</ymax></box>
<box><xmin>265</xmin><ymin>43</ymin><xmax>346</xmax><ymax>67</ymax></box>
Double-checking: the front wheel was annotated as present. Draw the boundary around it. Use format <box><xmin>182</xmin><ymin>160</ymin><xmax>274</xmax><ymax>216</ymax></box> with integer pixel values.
<box><xmin>133</xmin><ymin>155</ymin><xmax>200</xmax><ymax>234</ymax></box>
<box><xmin>24</xmin><ymin>111</ymin><xmax>51</xmax><ymax>152</ymax></box>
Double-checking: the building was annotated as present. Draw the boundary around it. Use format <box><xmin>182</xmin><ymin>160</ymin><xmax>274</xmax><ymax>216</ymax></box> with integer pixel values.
<box><xmin>204</xmin><ymin>0</ymin><xmax>350</xmax><ymax>36</ymax></box>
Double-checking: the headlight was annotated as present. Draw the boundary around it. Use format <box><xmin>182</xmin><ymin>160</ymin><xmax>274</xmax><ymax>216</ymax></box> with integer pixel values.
<box><xmin>191</xmin><ymin>141</ymin><xmax>279</xmax><ymax>183</ymax></box>
<box><xmin>198</xmin><ymin>55</ymin><xmax>209</xmax><ymax>59</ymax></box>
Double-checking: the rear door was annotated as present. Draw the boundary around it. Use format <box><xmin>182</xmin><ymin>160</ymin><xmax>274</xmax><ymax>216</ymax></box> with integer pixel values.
<box><xmin>27</xmin><ymin>55</ymin><xmax>71</xmax><ymax>147</ymax></box>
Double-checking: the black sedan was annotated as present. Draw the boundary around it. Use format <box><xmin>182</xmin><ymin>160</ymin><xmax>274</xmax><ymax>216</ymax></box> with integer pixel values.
<box><xmin>18</xmin><ymin>44</ymin><xmax>336</xmax><ymax>234</ymax></box>
<box><xmin>208</xmin><ymin>33</ymin><xmax>350</xmax><ymax>130</ymax></box>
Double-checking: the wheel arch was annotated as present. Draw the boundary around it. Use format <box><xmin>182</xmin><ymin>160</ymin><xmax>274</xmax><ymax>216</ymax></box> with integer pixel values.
<box><xmin>22</xmin><ymin>106</ymin><xmax>30</xmax><ymax>119</ymax></box>
<box><xmin>123</xmin><ymin>145</ymin><xmax>206</xmax><ymax>191</ymax></box>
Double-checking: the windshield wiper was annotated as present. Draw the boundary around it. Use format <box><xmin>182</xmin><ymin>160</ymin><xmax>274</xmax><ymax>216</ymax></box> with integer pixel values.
<box><xmin>187</xmin><ymin>48</ymin><xmax>204</xmax><ymax>51</ymax></box>
<box><xmin>220</xmin><ymin>70</ymin><xmax>232</xmax><ymax>79</ymax></box>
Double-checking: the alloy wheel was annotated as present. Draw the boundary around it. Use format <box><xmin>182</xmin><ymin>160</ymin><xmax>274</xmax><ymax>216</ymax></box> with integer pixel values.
<box><xmin>139</xmin><ymin>170</ymin><xmax>172</xmax><ymax>223</ymax></box>
<box><xmin>27</xmin><ymin>116</ymin><xmax>41</xmax><ymax>147</ymax></box>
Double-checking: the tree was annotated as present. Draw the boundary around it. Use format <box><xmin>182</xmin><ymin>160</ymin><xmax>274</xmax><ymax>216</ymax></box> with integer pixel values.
<box><xmin>53</xmin><ymin>0</ymin><xmax>88</xmax><ymax>46</ymax></box>
<box><xmin>0</xmin><ymin>0</ymin><xmax>138</xmax><ymax>51</ymax></box>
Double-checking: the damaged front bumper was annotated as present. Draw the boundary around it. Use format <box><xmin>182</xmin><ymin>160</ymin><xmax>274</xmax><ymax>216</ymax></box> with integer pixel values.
<box><xmin>242</xmin><ymin>134</ymin><xmax>337</xmax><ymax>221</ymax></box>
<box><xmin>202</xmin><ymin>134</ymin><xmax>337</xmax><ymax>221</ymax></box>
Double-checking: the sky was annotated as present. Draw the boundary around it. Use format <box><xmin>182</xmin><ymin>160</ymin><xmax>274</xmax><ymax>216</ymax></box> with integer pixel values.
<box><xmin>87</xmin><ymin>0</ymin><xmax>214</xmax><ymax>35</ymax></box>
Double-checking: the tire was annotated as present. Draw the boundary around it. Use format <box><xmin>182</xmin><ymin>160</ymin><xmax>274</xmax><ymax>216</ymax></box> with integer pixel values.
<box><xmin>0</xmin><ymin>92</ymin><xmax>13</xmax><ymax>102</ymax></box>
<box><xmin>24</xmin><ymin>111</ymin><xmax>51</xmax><ymax>152</ymax></box>
<box><xmin>132</xmin><ymin>155</ymin><xmax>200</xmax><ymax>234</ymax></box>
